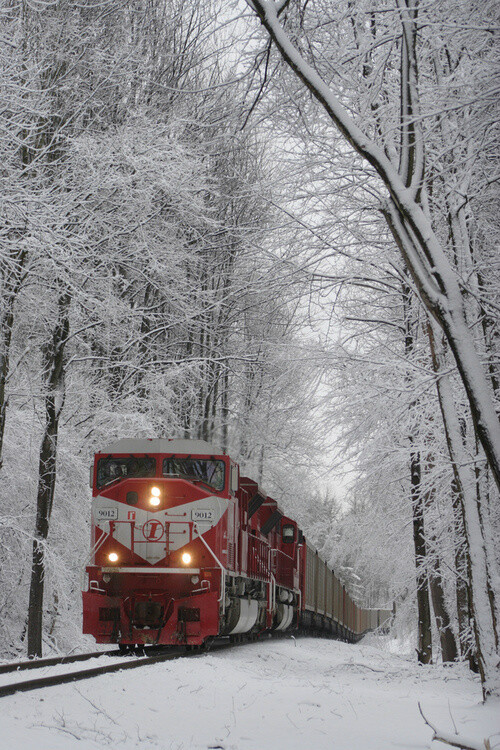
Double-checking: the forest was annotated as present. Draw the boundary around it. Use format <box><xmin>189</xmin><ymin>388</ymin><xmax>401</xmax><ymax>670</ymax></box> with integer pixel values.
<box><xmin>0</xmin><ymin>0</ymin><xmax>498</xmax><ymax>704</ymax></box>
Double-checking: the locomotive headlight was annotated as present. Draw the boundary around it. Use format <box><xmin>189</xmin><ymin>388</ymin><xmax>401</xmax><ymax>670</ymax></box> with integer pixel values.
<box><xmin>181</xmin><ymin>552</ymin><xmax>192</xmax><ymax>565</ymax></box>
<box><xmin>108</xmin><ymin>552</ymin><xmax>119</xmax><ymax>563</ymax></box>
<box><xmin>149</xmin><ymin>496</ymin><xmax>161</xmax><ymax>507</ymax></box>
<box><xmin>151</xmin><ymin>487</ymin><xmax>161</xmax><ymax>497</ymax></box>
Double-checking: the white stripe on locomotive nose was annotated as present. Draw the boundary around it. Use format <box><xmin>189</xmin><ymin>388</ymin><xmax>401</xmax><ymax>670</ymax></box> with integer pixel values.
<box><xmin>92</xmin><ymin>495</ymin><xmax>228</xmax><ymax>563</ymax></box>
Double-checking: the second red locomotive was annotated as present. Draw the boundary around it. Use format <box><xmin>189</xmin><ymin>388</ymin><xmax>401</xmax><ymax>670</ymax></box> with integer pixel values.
<box><xmin>82</xmin><ymin>439</ymin><xmax>391</xmax><ymax>647</ymax></box>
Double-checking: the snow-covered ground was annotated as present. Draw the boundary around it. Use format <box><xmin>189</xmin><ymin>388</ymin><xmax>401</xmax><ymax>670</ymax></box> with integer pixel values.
<box><xmin>1</xmin><ymin>636</ymin><xmax>498</xmax><ymax>750</ymax></box>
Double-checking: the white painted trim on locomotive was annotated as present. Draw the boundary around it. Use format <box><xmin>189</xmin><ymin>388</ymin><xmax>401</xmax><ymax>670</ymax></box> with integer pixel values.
<box><xmin>275</xmin><ymin>604</ymin><xmax>294</xmax><ymax>631</ymax></box>
<box><xmin>228</xmin><ymin>598</ymin><xmax>259</xmax><ymax>635</ymax></box>
<box><xmin>284</xmin><ymin>605</ymin><xmax>295</xmax><ymax>630</ymax></box>
<box><xmin>92</xmin><ymin>495</ymin><xmax>228</xmax><ymax>565</ymax></box>
<box><xmin>101</xmin><ymin>567</ymin><xmax>201</xmax><ymax>574</ymax></box>
<box><xmin>267</xmin><ymin>573</ymin><xmax>276</xmax><ymax>616</ymax></box>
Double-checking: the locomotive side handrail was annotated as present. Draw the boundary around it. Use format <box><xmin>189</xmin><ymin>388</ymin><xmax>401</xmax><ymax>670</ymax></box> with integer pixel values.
<box><xmin>81</xmin><ymin>522</ymin><xmax>112</xmax><ymax>589</ymax></box>
<box><xmin>268</xmin><ymin>573</ymin><xmax>276</xmax><ymax>619</ymax></box>
<box><xmin>163</xmin><ymin>520</ymin><xmax>194</xmax><ymax>557</ymax></box>
<box><xmin>193</xmin><ymin>522</ymin><xmax>227</xmax><ymax>614</ymax></box>
<box><xmin>247</xmin><ymin>534</ymin><xmax>270</xmax><ymax>580</ymax></box>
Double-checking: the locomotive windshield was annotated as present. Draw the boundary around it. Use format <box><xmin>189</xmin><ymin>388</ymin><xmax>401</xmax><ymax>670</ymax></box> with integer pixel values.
<box><xmin>96</xmin><ymin>456</ymin><xmax>156</xmax><ymax>488</ymax></box>
<box><xmin>162</xmin><ymin>457</ymin><xmax>225</xmax><ymax>491</ymax></box>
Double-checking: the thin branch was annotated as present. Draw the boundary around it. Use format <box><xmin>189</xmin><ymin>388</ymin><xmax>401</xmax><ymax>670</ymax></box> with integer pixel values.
<box><xmin>418</xmin><ymin>703</ymin><xmax>491</xmax><ymax>750</ymax></box>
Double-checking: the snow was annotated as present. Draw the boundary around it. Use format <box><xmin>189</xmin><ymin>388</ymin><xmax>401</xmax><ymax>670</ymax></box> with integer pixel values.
<box><xmin>1</xmin><ymin>636</ymin><xmax>498</xmax><ymax>750</ymax></box>
<box><xmin>98</xmin><ymin>439</ymin><xmax>225</xmax><ymax>456</ymax></box>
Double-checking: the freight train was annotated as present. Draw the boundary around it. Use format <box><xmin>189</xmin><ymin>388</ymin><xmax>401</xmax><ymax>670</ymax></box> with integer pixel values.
<box><xmin>82</xmin><ymin>439</ymin><xmax>392</xmax><ymax>648</ymax></box>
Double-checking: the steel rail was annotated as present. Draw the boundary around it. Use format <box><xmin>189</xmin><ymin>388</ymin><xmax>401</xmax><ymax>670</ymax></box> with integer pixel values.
<box><xmin>0</xmin><ymin>649</ymin><xmax>121</xmax><ymax>676</ymax></box>
<box><xmin>0</xmin><ymin>641</ymin><xmax>229</xmax><ymax>699</ymax></box>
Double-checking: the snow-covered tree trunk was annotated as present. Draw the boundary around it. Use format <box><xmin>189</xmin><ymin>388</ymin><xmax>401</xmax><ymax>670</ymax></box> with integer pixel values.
<box><xmin>427</xmin><ymin>322</ymin><xmax>499</xmax><ymax>696</ymax></box>
<box><xmin>27</xmin><ymin>288</ymin><xmax>70</xmax><ymax>658</ymax></box>
<box><xmin>410</xmin><ymin>449</ymin><xmax>433</xmax><ymax>664</ymax></box>
<box><xmin>424</xmin><ymin>454</ymin><xmax>459</xmax><ymax>664</ymax></box>
<box><xmin>0</xmin><ymin>246</ymin><xmax>26</xmax><ymax>470</ymax></box>
<box><xmin>404</xmin><ymin>285</ymin><xmax>432</xmax><ymax>663</ymax></box>
<box><xmin>450</xmin><ymin>478</ymin><xmax>476</xmax><ymax>667</ymax></box>
<box><xmin>429</xmin><ymin>555</ymin><xmax>459</xmax><ymax>664</ymax></box>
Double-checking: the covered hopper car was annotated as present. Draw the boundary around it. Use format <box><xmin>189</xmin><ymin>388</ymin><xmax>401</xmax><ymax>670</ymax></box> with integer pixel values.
<box><xmin>82</xmin><ymin>439</ymin><xmax>392</xmax><ymax>647</ymax></box>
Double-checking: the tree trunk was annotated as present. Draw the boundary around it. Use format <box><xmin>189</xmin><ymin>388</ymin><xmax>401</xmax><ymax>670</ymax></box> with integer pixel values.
<box><xmin>0</xmin><ymin>303</ymin><xmax>16</xmax><ymax>472</ymax></box>
<box><xmin>427</xmin><ymin>321</ymin><xmax>498</xmax><ymax>696</ymax></box>
<box><xmin>451</xmin><ymin>478</ymin><xmax>475</xmax><ymax>665</ymax></box>
<box><xmin>423</xmin><ymin>453</ymin><xmax>459</xmax><ymax>664</ymax></box>
<box><xmin>402</xmin><ymin>281</ymin><xmax>432</xmax><ymax>664</ymax></box>
<box><xmin>0</xmin><ymin>246</ymin><xmax>27</xmax><ymax>470</ymax></box>
<box><xmin>429</xmin><ymin>556</ymin><xmax>459</xmax><ymax>663</ymax></box>
<box><xmin>411</xmin><ymin>450</ymin><xmax>433</xmax><ymax>664</ymax></box>
<box><xmin>27</xmin><ymin>288</ymin><xmax>70</xmax><ymax>658</ymax></box>
<box><xmin>221</xmin><ymin>368</ymin><xmax>229</xmax><ymax>452</ymax></box>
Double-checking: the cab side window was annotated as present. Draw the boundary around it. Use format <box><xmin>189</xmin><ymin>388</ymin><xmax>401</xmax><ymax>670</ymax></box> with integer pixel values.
<box><xmin>282</xmin><ymin>524</ymin><xmax>295</xmax><ymax>543</ymax></box>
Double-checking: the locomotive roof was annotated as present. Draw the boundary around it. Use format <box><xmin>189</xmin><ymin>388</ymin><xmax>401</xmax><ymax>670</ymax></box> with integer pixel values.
<box><xmin>98</xmin><ymin>438</ymin><xmax>225</xmax><ymax>455</ymax></box>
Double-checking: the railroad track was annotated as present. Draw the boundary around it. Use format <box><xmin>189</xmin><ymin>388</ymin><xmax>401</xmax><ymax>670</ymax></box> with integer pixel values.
<box><xmin>0</xmin><ymin>641</ymin><xmax>228</xmax><ymax>699</ymax></box>
<box><xmin>0</xmin><ymin>649</ymin><xmax>121</xmax><ymax>676</ymax></box>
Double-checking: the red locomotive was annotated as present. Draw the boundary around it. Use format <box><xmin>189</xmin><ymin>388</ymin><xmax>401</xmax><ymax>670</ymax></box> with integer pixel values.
<box><xmin>82</xmin><ymin>439</ymin><xmax>391</xmax><ymax>647</ymax></box>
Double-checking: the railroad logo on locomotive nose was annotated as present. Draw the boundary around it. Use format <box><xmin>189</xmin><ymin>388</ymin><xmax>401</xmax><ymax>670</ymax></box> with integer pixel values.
<box><xmin>142</xmin><ymin>520</ymin><xmax>164</xmax><ymax>541</ymax></box>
